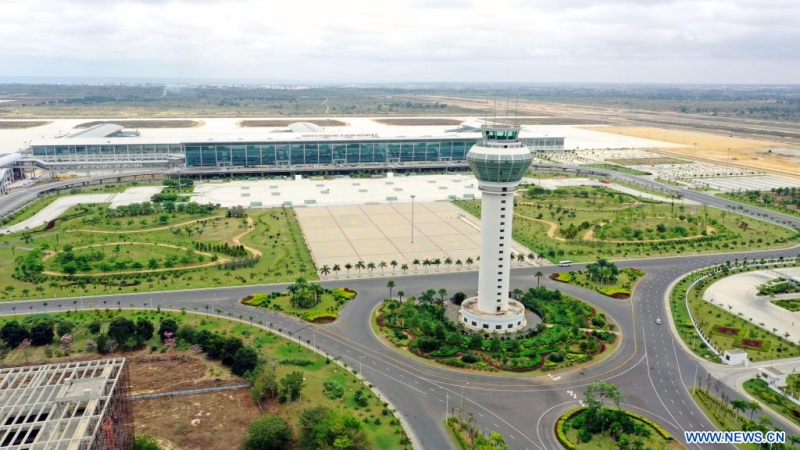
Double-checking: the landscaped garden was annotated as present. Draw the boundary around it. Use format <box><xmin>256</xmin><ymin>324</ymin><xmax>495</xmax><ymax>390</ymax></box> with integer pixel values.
<box><xmin>583</xmin><ymin>163</ymin><xmax>650</xmax><ymax>176</ymax></box>
<box><xmin>691</xmin><ymin>380</ymin><xmax>800</xmax><ymax>450</ymax></box>
<box><xmin>756</xmin><ymin>277</ymin><xmax>800</xmax><ymax>296</ymax></box>
<box><xmin>669</xmin><ymin>259</ymin><xmax>800</xmax><ymax>363</ymax></box>
<box><xmin>550</xmin><ymin>258</ymin><xmax>644</xmax><ymax>299</ymax></box>
<box><xmin>0</xmin><ymin>309</ymin><xmax>410</xmax><ymax>450</ymax></box>
<box><xmin>719</xmin><ymin>187</ymin><xmax>800</xmax><ymax>219</ymax></box>
<box><xmin>556</xmin><ymin>382</ymin><xmax>679</xmax><ymax>450</ymax></box>
<box><xmin>454</xmin><ymin>186</ymin><xmax>799</xmax><ymax>263</ymax></box>
<box><xmin>773</xmin><ymin>299</ymin><xmax>800</xmax><ymax>312</ymax></box>
<box><xmin>242</xmin><ymin>277</ymin><xmax>357</xmax><ymax>322</ymax></box>
<box><xmin>743</xmin><ymin>378</ymin><xmax>800</xmax><ymax>428</ymax></box>
<box><xmin>375</xmin><ymin>286</ymin><xmax>617</xmax><ymax>374</ymax></box>
<box><xmin>0</xmin><ymin>182</ymin><xmax>317</xmax><ymax>300</ymax></box>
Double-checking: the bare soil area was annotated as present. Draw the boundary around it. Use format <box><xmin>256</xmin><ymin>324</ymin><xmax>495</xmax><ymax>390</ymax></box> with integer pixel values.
<box><xmin>128</xmin><ymin>353</ymin><xmax>241</xmax><ymax>396</ymax></box>
<box><xmin>586</xmin><ymin>126</ymin><xmax>800</xmax><ymax>179</ymax></box>
<box><xmin>238</xmin><ymin>119</ymin><xmax>348</xmax><ymax>127</ymax></box>
<box><xmin>130</xmin><ymin>352</ymin><xmax>255</xmax><ymax>450</ymax></box>
<box><xmin>0</xmin><ymin>120</ymin><xmax>52</xmax><ymax>129</ymax></box>
<box><xmin>133</xmin><ymin>389</ymin><xmax>259</xmax><ymax>450</ymax></box>
<box><xmin>74</xmin><ymin>120</ymin><xmax>204</xmax><ymax>129</ymax></box>
<box><xmin>373</xmin><ymin>118</ymin><xmax>462</xmax><ymax>126</ymax></box>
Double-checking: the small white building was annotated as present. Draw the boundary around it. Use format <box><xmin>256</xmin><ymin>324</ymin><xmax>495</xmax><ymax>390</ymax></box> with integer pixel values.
<box><xmin>723</xmin><ymin>348</ymin><xmax>749</xmax><ymax>366</ymax></box>
<box><xmin>759</xmin><ymin>367</ymin><xmax>788</xmax><ymax>388</ymax></box>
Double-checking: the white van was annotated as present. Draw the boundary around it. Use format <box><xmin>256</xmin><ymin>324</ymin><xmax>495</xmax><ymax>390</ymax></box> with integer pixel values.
<box><xmin>558</xmin><ymin>260</ymin><xmax>572</xmax><ymax>267</ymax></box>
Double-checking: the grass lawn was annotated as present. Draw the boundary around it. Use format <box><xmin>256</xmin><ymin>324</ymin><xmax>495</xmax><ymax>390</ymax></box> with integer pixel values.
<box><xmin>0</xmin><ymin>310</ymin><xmax>409</xmax><ymax>450</ymax></box>
<box><xmin>670</xmin><ymin>261</ymin><xmax>800</xmax><ymax>363</ymax></box>
<box><xmin>0</xmin><ymin>183</ymin><xmax>148</xmax><ymax>227</ymax></box>
<box><xmin>455</xmin><ymin>185</ymin><xmax>798</xmax><ymax>263</ymax></box>
<box><xmin>718</xmin><ymin>192</ymin><xmax>800</xmax><ymax>219</ymax></box>
<box><xmin>243</xmin><ymin>287</ymin><xmax>357</xmax><ymax>322</ymax></box>
<box><xmin>552</xmin><ymin>268</ymin><xmax>644</xmax><ymax>299</ymax></box>
<box><xmin>743</xmin><ymin>378</ymin><xmax>800</xmax><ymax>428</ymax></box>
<box><xmin>773</xmin><ymin>299</ymin><xmax>800</xmax><ymax>312</ymax></box>
<box><xmin>583</xmin><ymin>163</ymin><xmax>650</xmax><ymax>176</ymax></box>
<box><xmin>0</xmin><ymin>204</ymin><xmax>317</xmax><ymax>301</ymax></box>
<box><xmin>690</xmin><ymin>388</ymin><xmax>758</xmax><ymax>450</ymax></box>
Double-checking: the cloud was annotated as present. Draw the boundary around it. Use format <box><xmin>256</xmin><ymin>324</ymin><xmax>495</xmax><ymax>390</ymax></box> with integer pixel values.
<box><xmin>0</xmin><ymin>0</ymin><xmax>798</xmax><ymax>83</ymax></box>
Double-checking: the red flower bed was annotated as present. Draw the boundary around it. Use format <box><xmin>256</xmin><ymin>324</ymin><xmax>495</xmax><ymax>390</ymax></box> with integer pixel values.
<box><xmin>791</xmin><ymin>409</ymin><xmax>800</xmax><ymax>419</ymax></box>
<box><xmin>741</xmin><ymin>339</ymin><xmax>763</xmax><ymax>348</ymax></box>
<box><xmin>716</xmin><ymin>326</ymin><xmax>740</xmax><ymax>336</ymax></box>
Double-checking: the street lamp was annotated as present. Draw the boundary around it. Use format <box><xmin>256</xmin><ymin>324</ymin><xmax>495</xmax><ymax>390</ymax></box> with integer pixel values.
<box><xmin>410</xmin><ymin>194</ymin><xmax>416</xmax><ymax>244</ymax></box>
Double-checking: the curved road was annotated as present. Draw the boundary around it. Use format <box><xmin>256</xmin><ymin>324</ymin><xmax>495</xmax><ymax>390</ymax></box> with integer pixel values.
<box><xmin>1</xmin><ymin>170</ymin><xmax>799</xmax><ymax>449</ymax></box>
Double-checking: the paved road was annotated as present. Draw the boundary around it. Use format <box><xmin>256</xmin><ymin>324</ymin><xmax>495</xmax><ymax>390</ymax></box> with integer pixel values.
<box><xmin>4</xmin><ymin>247</ymin><xmax>800</xmax><ymax>449</ymax></box>
<box><xmin>2</xmin><ymin>171</ymin><xmax>800</xmax><ymax>449</ymax></box>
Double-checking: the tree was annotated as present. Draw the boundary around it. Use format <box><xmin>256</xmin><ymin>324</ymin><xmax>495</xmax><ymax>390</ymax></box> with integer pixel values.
<box><xmin>366</xmin><ymin>262</ymin><xmax>376</xmax><ymax>274</ymax></box>
<box><xmin>251</xmin><ymin>362</ymin><xmax>279</xmax><ymax>404</ymax></box>
<box><xmin>332</xmin><ymin>264</ymin><xmax>341</xmax><ymax>276</ymax></box>
<box><xmin>378</xmin><ymin>261</ymin><xmax>387</xmax><ymax>273</ymax></box>
<box><xmin>135</xmin><ymin>318</ymin><xmax>155</xmax><ymax>345</ymax></box>
<box><xmin>584</xmin><ymin>381</ymin><xmax>622</xmax><ymax>411</ymax></box>
<box><xmin>240</xmin><ymin>415</ymin><xmax>293</xmax><ymax>450</ymax></box>
<box><xmin>1</xmin><ymin>320</ymin><xmax>30</xmax><ymax>347</ymax></box>
<box><xmin>158</xmin><ymin>318</ymin><xmax>179</xmax><ymax>341</ymax></box>
<box><xmin>232</xmin><ymin>346</ymin><xmax>259</xmax><ymax>376</ymax></box>
<box><xmin>319</xmin><ymin>265</ymin><xmax>331</xmax><ymax>277</ymax></box>
<box><xmin>107</xmin><ymin>317</ymin><xmax>136</xmax><ymax>347</ymax></box>
<box><xmin>354</xmin><ymin>261</ymin><xmax>365</xmax><ymax>274</ymax></box>
<box><xmin>279</xmin><ymin>371</ymin><xmax>306</xmax><ymax>403</ymax></box>
<box><xmin>401</xmin><ymin>263</ymin><xmax>409</xmax><ymax>273</ymax></box>
<box><xmin>386</xmin><ymin>280</ymin><xmax>395</xmax><ymax>299</ymax></box>
<box><xmin>87</xmin><ymin>320</ymin><xmax>102</xmax><ymax>335</ymax></box>
<box><xmin>299</xmin><ymin>406</ymin><xmax>366</xmax><ymax>450</ymax></box>
<box><xmin>397</xmin><ymin>290</ymin><xmax>404</xmax><ymax>302</ymax></box>
<box><xmin>451</xmin><ymin>292</ymin><xmax>467</xmax><ymax>305</ymax></box>
<box><xmin>730</xmin><ymin>399</ymin><xmax>747</xmax><ymax>426</ymax></box>
<box><xmin>390</xmin><ymin>260</ymin><xmax>398</xmax><ymax>272</ymax></box>
<box><xmin>344</xmin><ymin>263</ymin><xmax>352</xmax><ymax>275</ymax></box>
<box><xmin>747</xmin><ymin>400</ymin><xmax>761</xmax><ymax>421</ymax></box>
<box><xmin>465</xmin><ymin>257</ymin><xmax>474</xmax><ymax>267</ymax></box>
<box><xmin>30</xmin><ymin>321</ymin><xmax>55</xmax><ymax>346</ymax></box>
<box><xmin>535</xmin><ymin>271</ymin><xmax>543</xmax><ymax>287</ymax></box>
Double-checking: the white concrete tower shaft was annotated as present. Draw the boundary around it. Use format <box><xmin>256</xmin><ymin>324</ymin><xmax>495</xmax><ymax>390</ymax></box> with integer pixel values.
<box><xmin>465</xmin><ymin>124</ymin><xmax>532</xmax><ymax>320</ymax></box>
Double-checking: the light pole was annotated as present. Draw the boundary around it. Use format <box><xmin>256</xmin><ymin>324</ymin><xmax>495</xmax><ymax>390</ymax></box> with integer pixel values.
<box><xmin>410</xmin><ymin>195</ymin><xmax>416</xmax><ymax>244</ymax></box>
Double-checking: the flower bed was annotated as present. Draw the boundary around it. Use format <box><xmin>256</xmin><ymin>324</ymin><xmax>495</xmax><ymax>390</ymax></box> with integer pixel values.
<box><xmin>714</xmin><ymin>326</ymin><xmax>740</xmax><ymax>336</ymax></box>
<box><xmin>741</xmin><ymin>339</ymin><xmax>763</xmax><ymax>349</ymax></box>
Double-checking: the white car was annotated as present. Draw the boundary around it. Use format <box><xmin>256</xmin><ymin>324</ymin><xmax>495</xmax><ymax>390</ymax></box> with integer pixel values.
<box><xmin>655</xmin><ymin>318</ymin><xmax>662</xmax><ymax>325</ymax></box>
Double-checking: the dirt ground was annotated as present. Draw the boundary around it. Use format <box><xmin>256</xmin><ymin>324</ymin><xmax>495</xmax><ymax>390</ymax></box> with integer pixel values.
<box><xmin>130</xmin><ymin>353</ymin><xmax>256</xmax><ymax>450</ymax></box>
<box><xmin>133</xmin><ymin>388</ymin><xmax>259</xmax><ymax>450</ymax></box>
<box><xmin>237</xmin><ymin>119</ymin><xmax>348</xmax><ymax>127</ymax></box>
<box><xmin>74</xmin><ymin>120</ymin><xmax>203</xmax><ymax>129</ymax></box>
<box><xmin>372</xmin><ymin>118</ymin><xmax>462</xmax><ymax>126</ymax></box>
<box><xmin>586</xmin><ymin>126</ymin><xmax>800</xmax><ymax>180</ymax></box>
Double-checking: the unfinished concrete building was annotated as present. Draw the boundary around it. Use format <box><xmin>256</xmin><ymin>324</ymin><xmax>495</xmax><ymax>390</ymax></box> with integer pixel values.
<box><xmin>0</xmin><ymin>358</ymin><xmax>133</xmax><ymax>450</ymax></box>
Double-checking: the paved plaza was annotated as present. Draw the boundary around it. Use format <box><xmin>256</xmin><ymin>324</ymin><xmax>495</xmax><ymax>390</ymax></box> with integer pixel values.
<box><xmin>295</xmin><ymin>201</ymin><xmax>543</xmax><ymax>274</ymax></box>
<box><xmin>690</xmin><ymin>175</ymin><xmax>800</xmax><ymax>192</ymax></box>
<box><xmin>703</xmin><ymin>267</ymin><xmax>800</xmax><ymax>344</ymax></box>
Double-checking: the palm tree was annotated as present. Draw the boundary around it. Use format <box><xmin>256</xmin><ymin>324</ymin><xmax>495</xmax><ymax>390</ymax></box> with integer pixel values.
<box><xmin>412</xmin><ymin>259</ymin><xmax>420</xmax><ymax>271</ymax></box>
<box><xmin>332</xmin><ymin>264</ymin><xmax>341</xmax><ymax>276</ymax></box>
<box><xmin>401</xmin><ymin>263</ymin><xmax>409</xmax><ymax>273</ymax></box>
<box><xmin>319</xmin><ymin>265</ymin><xmax>331</xmax><ymax>277</ymax></box>
<box><xmin>397</xmin><ymin>290</ymin><xmax>404</xmax><ymax>302</ymax></box>
<box><xmin>517</xmin><ymin>253</ymin><xmax>526</xmax><ymax>263</ymax></box>
<box><xmin>730</xmin><ymin>399</ymin><xmax>747</xmax><ymax>426</ymax></box>
<box><xmin>49</xmin><ymin>281</ymin><xmax>59</xmax><ymax>296</ymax></box>
<box><xmin>527</xmin><ymin>252</ymin><xmax>536</xmax><ymax>262</ymax></box>
<box><xmin>355</xmin><ymin>261</ymin><xmax>365</xmax><ymax>274</ymax></box>
<box><xmin>422</xmin><ymin>259</ymin><xmax>430</xmax><ymax>271</ymax></box>
<box><xmin>455</xmin><ymin>259</ymin><xmax>463</xmax><ymax>268</ymax></box>
<box><xmin>387</xmin><ymin>280</ymin><xmax>395</xmax><ymax>299</ymax></box>
<box><xmin>788</xmin><ymin>435</ymin><xmax>800</xmax><ymax>448</ymax></box>
<box><xmin>465</xmin><ymin>257</ymin><xmax>474</xmax><ymax>268</ymax></box>
<box><xmin>433</xmin><ymin>258</ymin><xmax>441</xmax><ymax>270</ymax></box>
<box><xmin>4</xmin><ymin>285</ymin><xmax>15</xmax><ymax>301</ymax></box>
<box><xmin>35</xmin><ymin>285</ymin><xmax>45</xmax><ymax>298</ymax></box>
<box><xmin>747</xmin><ymin>400</ymin><xmax>761</xmax><ymax>421</ymax></box>
<box><xmin>345</xmin><ymin>263</ymin><xmax>353</xmax><ymax>275</ymax></box>
<box><xmin>378</xmin><ymin>261</ymin><xmax>387</xmax><ymax>273</ymax></box>
<box><xmin>444</xmin><ymin>257</ymin><xmax>453</xmax><ymax>269</ymax></box>
<box><xmin>390</xmin><ymin>260</ymin><xmax>398</xmax><ymax>272</ymax></box>
<box><xmin>758</xmin><ymin>415</ymin><xmax>773</xmax><ymax>429</ymax></box>
<box><xmin>535</xmin><ymin>271</ymin><xmax>543</xmax><ymax>287</ymax></box>
<box><xmin>367</xmin><ymin>262</ymin><xmax>376</xmax><ymax>274</ymax></box>
<box><xmin>21</xmin><ymin>288</ymin><xmax>30</xmax><ymax>299</ymax></box>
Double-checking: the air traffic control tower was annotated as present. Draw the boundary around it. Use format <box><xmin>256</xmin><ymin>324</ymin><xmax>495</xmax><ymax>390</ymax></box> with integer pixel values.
<box><xmin>459</xmin><ymin>124</ymin><xmax>532</xmax><ymax>333</ymax></box>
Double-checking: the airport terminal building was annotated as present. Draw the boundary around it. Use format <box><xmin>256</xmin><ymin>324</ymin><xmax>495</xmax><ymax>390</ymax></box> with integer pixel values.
<box><xmin>26</xmin><ymin>122</ymin><xmax>565</xmax><ymax>170</ymax></box>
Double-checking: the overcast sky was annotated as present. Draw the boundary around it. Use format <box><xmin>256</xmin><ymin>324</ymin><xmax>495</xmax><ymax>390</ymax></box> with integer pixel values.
<box><xmin>1</xmin><ymin>0</ymin><xmax>798</xmax><ymax>84</ymax></box>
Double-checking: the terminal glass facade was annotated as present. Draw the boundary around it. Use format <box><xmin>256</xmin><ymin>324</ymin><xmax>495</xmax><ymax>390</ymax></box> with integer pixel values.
<box><xmin>29</xmin><ymin>137</ymin><xmax>564</xmax><ymax>166</ymax></box>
